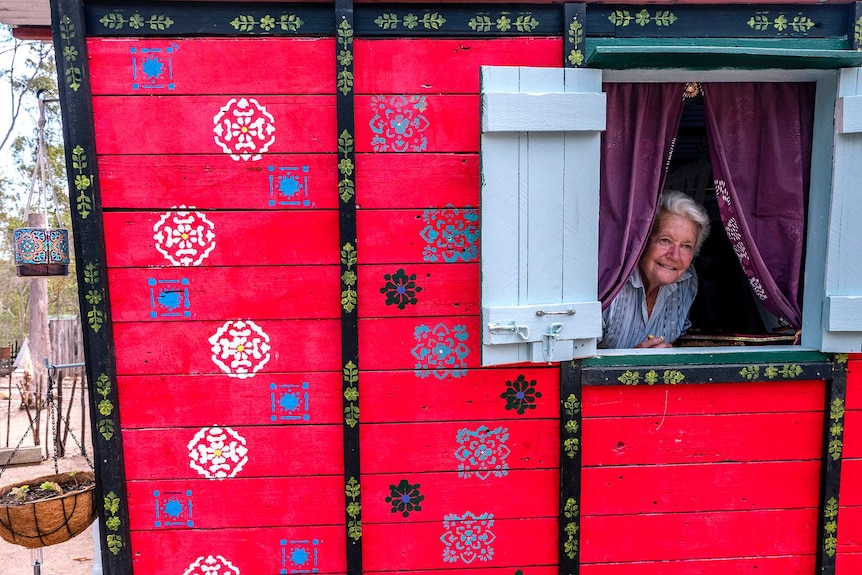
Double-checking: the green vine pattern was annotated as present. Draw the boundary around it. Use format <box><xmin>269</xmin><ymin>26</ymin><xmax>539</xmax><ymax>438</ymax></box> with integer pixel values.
<box><xmin>835</xmin><ymin>353</ymin><xmax>848</xmax><ymax>365</ymax></box>
<box><xmin>608</xmin><ymin>9</ymin><xmax>677</xmax><ymax>28</ymax></box>
<box><xmin>343</xmin><ymin>361</ymin><xmax>359</xmax><ymax>428</ymax></box>
<box><xmin>619</xmin><ymin>369</ymin><xmax>685</xmax><ymax>385</ymax></box>
<box><xmin>562</xmin><ymin>497</ymin><xmax>579</xmax><ymax>559</ymax></box>
<box><xmin>824</xmin><ymin>496</ymin><xmax>838</xmax><ymax>557</ymax></box>
<box><xmin>563</xmin><ymin>393</ymin><xmax>580</xmax><ymax>459</ymax></box>
<box><xmin>341</xmin><ymin>243</ymin><xmax>357</xmax><ymax>313</ymax></box>
<box><xmin>855</xmin><ymin>18</ymin><xmax>862</xmax><ymax>51</ymax></box>
<box><xmin>72</xmin><ymin>146</ymin><xmax>93</xmax><ymax>220</ymax></box>
<box><xmin>99</xmin><ymin>13</ymin><xmax>175</xmax><ymax>31</ymax></box>
<box><xmin>83</xmin><ymin>262</ymin><xmax>105</xmax><ymax>333</ymax></box>
<box><xmin>230</xmin><ymin>14</ymin><xmax>303</xmax><ymax>33</ymax></box>
<box><xmin>58</xmin><ymin>17</ymin><xmax>82</xmax><ymax>92</ymax></box>
<box><xmin>337</xmin><ymin>19</ymin><xmax>354</xmax><ymax>96</ymax></box>
<box><xmin>567</xmin><ymin>18</ymin><xmax>584</xmax><ymax>67</ymax></box>
<box><xmin>346</xmin><ymin>477</ymin><xmax>362</xmax><ymax>540</ymax></box>
<box><xmin>103</xmin><ymin>491</ymin><xmax>124</xmax><ymax>554</ymax></box>
<box><xmin>374</xmin><ymin>12</ymin><xmax>446</xmax><ymax>30</ymax></box>
<box><xmin>618</xmin><ymin>370</ymin><xmax>640</xmax><ymax>385</ymax></box>
<box><xmin>338</xmin><ymin>130</ymin><xmax>355</xmax><ymax>203</ymax></box>
<box><xmin>740</xmin><ymin>364</ymin><xmax>802</xmax><ymax>380</ymax></box>
<box><xmin>95</xmin><ymin>373</ymin><xmax>115</xmax><ymax>441</ymax></box>
<box><xmin>747</xmin><ymin>12</ymin><xmax>815</xmax><ymax>33</ymax></box>
<box><xmin>828</xmin><ymin>397</ymin><xmax>845</xmax><ymax>461</ymax></box>
<box><xmin>468</xmin><ymin>13</ymin><xmax>539</xmax><ymax>33</ymax></box>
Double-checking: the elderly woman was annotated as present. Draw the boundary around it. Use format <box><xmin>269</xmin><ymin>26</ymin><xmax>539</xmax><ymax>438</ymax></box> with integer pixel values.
<box><xmin>600</xmin><ymin>190</ymin><xmax>710</xmax><ymax>349</ymax></box>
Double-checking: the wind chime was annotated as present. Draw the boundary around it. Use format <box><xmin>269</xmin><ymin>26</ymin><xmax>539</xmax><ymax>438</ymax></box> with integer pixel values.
<box><xmin>13</xmin><ymin>92</ymin><xmax>70</xmax><ymax>277</ymax></box>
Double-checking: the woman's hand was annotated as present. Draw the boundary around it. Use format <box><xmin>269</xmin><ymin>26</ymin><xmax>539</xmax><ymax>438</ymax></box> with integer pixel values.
<box><xmin>633</xmin><ymin>335</ymin><xmax>672</xmax><ymax>349</ymax></box>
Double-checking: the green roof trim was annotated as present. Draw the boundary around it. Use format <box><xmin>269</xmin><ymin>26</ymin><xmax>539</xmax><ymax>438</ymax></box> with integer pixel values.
<box><xmin>583</xmin><ymin>348</ymin><xmax>829</xmax><ymax>368</ymax></box>
<box><xmin>586</xmin><ymin>38</ymin><xmax>862</xmax><ymax>69</ymax></box>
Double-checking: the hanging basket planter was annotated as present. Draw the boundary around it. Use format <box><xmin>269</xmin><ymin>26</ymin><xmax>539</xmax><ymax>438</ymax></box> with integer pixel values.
<box><xmin>0</xmin><ymin>471</ymin><xmax>96</xmax><ymax>548</ymax></box>
<box><xmin>13</xmin><ymin>227</ymin><xmax>71</xmax><ymax>277</ymax></box>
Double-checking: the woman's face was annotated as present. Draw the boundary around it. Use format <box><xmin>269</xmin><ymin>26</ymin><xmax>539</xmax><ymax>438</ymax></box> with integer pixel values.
<box><xmin>639</xmin><ymin>212</ymin><xmax>698</xmax><ymax>292</ymax></box>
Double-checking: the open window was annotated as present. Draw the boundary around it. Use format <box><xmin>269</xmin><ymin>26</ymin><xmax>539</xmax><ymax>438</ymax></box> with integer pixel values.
<box><xmin>480</xmin><ymin>66</ymin><xmax>862</xmax><ymax>366</ymax></box>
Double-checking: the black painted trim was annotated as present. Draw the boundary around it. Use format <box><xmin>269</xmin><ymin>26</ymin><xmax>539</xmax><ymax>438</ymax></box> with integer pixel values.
<box><xmin>564</xmin><ymin>3</ymin><xmax>587</xmax><ymax>68</ymax></box>
<box><xmin>559</xmin><ymin>361</ymin><xmax>582</xmax><ymax>575</ymax></box>
<box><xmin>49</xmin><ymin>1</ymin><xmax>132</xmax><ymax>573</ymax></box>
<box><xmin>581</xmin><ymin>360</ymin><xmax>831</xmax><ymax>386</ymax></box>
<box><xmin>815</xmin><ymin>357</ymin><xmax>847</xmax><ymax>574</ymax></box>
<box><xmin>335</xmin><ymin>0</ymin><xmax>363</xmax><ymax>573</ymax></box>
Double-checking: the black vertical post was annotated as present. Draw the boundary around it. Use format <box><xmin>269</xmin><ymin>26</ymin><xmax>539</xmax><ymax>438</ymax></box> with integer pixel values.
<box><xmin>48</xmin><ymin>0</ymin><xmax>132</xmax><ymax>573</ymax></box>
<box><xmin>335</xmin><ymin>0</ymin><xmax>362</xmax><ymax>573</ymax></box>
<box><xmin>560</xmin><ymin>360</ymin><xmax>583</xmax><ymax>575</ymax></box>
<box><xmin>815</xmin><ymin>356</ymin><xmax>848</xmax><ymax>575</ymax></box>
<box><xmin>563</xmin><ymin>4</ymin><xmax>587</xmax><ymax>68</ymax></box>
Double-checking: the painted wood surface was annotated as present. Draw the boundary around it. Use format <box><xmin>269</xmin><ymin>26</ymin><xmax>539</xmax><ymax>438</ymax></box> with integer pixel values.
<box><xmin>354</xmin><ymin>153</ymin><xmax>479</xmax><ymax>209</ymax></box>
<box><xmin>98</xmin><ymin>154</ymin><xmax>339</xmax><ymax>209</ymax></box>
<box><xmin>359</xmin><ymin>367</ymin><xmax>558</xmax><ymax>423</ymax></box>
<box><xmin>582</xmin><ymin>410</ymin><xmax>823</xmax><ymax>465</ymax></box>
<box><xmin>117</xmin><ymin>372</ymin><xmax>343</xmax><ymax>428</ymax></box>
<box><xmin>582</xmin><ymin>460</ymin><xmax>820</xmax><ymax>514</ymax></box>
<box><xmin>362</xmin><ymin>517</ymin><xmax>557</xmax><ymax>571</ymax></box>
<box><xmin>580</xmin><ymin>556</ymin><xmax>814</xmax><ymax>575</ymax></box>
<box><xmin>361</xmin><ymin>469</ymin><xmax>558</xmax><ymax>523</ymax></box>
<box><xmin>122</xmin><ymin>425</ymin><xmax>344</xmax><ymax>480</ymax></box>
<box><xmin>360</xmin><ymin>419</ymin><xmax>559</xmax><ymax>474</ymax></box>
<box><xmin>353</xmin><ymin>38</ymin><xmax>560</xmax><ymax>94</ymax></box>
<box><xmin>93</xmin><ymin>96</ymin><xmax>336</xmax><ymax>155</ymax></box>
<box><xmin>357</xmin><ymin>208</ymin><xmax>480</xmax><ymax>264</ymax></box>
<box><xmin>358</xmin><ymin>316</ymin><xmax>482</xmax><ymax>372</ymax></box>
<box><xmin>837</xmin><ymin>553</ymin><xmax>862</xmax><ymax>573</ymax></box>
<box><xmin>87</xmin><ymin>37</ymin><xmax>335</xmax><ymax>95</ymax></box>
<box><xmin>844</xmin><ymin>409</ymin><xmax>862</xmax><ymax>457</ymax></box>
<box><xmin>126</xmin><ymin>475</ymin><xmax>345</xmax><ymax>530</ymax></box>
<box><xmin>354</xmin><ymin>95</ymin><xmax>479</xmax><ymax>153</ymax></box>
<box><xmin>581</xmin><ymin>508</ymin><xmax>817</xmax><ymax>563</ymax></box>
<box><xmin>357</xmin><ymin>263</ymin><xmax>479</xmax><ymax>318</ymax></box>
<box><xmin>112</xmin><ymin>319</ymin><xmax>342</xmax><ymax>375</ymax></box>
<box><xmin>102</xmin><ymin>211</ymin><xmax>339</xmax><ymax>268</ymax></box>
<box><xmin>838</xmin><ymin>506</ymin><xmax>862</xmax><ymax>550</ymax></box>
<box><xmin>109</xmin><ymin>266</ymin><xmax>341</xmax><ymax>321</ymax></box>
<box><xmin>129</xmin><ymin>525</ymin><xmax>345</xmax><ymax>574</ymax></box>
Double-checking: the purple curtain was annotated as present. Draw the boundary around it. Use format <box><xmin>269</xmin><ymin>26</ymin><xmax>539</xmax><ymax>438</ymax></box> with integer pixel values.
<box><xmin>703</xmin><ymin>83</ymin><xmax>815</xmax><ymax>329</ymax></box>
<box><xmin>599</xmin><ymin>83</ymin><xmax>686</xmax><ymax>306</ymax></box>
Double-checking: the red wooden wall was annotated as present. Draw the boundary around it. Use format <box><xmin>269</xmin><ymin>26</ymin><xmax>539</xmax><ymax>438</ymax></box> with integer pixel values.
<box><xmin>85</xmin><ymin>32</ymin><xmax>844</xmax><ymax>575</ymax></box>
<box><xmin>838</xmin><ymin>357</ymin><xmax>862</xmax><ymax>572</ymax></box>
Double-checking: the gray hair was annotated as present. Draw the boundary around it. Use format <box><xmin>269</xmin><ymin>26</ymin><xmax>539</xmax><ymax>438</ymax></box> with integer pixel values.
<box><xmin>657</xmin><ymin>190</ymin><xmax>710</xmax><ymax>254</ymax></box>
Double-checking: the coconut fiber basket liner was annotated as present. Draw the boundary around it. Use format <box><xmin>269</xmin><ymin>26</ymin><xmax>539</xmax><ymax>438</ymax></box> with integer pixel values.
<box><xmin>0</xmin><ymin>471</ymin><xmax>96</xmax><ymax>548</ymax></box>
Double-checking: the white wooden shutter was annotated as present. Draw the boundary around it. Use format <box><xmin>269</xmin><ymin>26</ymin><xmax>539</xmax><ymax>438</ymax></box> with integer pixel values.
<box><xmin>819</xmin><ymin>67</ymin><xmax>862</xmax><ymax>352</ymax></box>
<box><xmin>480</xmin><ymin>67</ymin><xmax>605</xmax><ymax>366</ymax></box>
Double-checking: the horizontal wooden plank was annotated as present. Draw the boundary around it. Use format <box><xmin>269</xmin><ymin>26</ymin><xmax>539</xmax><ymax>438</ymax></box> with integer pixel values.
<box><xmin>582</xmin><ymin>411</ymin><xmax>824</xmax><ymax>466</ymax></box>
<box><xmin>360</xmin><ymin>419</ymin><xmax>558</xmax><ymax>475</ymax></box>
<box><xmin>117</xmin><ymin>372</ymin><xmax>343</xmax><ymax>428</ymax></box>
<box><xmin>483</xmin><ymin>92</ymin><xmax>606</xmax><ymax>132</ymax></box>
<box><xmin>108</xmin><ymin>266</ymin><xmax>342</xmax><ymax>322</ymax></box>
<box><xmin>87</xmin><ymin>37</ymin><xmax>335</xmax><ymax>95</ymax></box>
<box><xmin>838</xmin><ymin>95</ymin><xmax>862</xmax><ymax>134</ymax></box>
<box><xmin>93</xmin><ymin>96</ymin><xmax>335</xmax><ymax>155</ymax></box>
<box><xmin>359</xmin><ymin>366</ymin><xmax>559</xmax><ymax>423</ymax></box>
<box><xmin>848</xmin><ymin>358</ymin><xmax>862</xmax><ymax>409</ymax></box>
<box><xmin>583</xmin><ymin>380</ymin><xmax>825</xmax><ymax>417</ymax></box>
<box><xmin>581</xmin><ymin>555</ymin><xmax>814</xmax><ymax>575</ymax></box>
<box><xmin>582</xmin><ymin>460</ymin><xmax>820</xmax><ymax>515</ymax></box>
<box><xmin>355</xmin><ymin>153</ymin><xmax>479</xmax><ymax>209</ymax></box>
<box><xmin>581</xmin><ymin>508</ymin><xmax>817</xmax><ymax>563</ymax></box>
<box><xmin>359</xmin><ymin>317</ymin><xmax>482</xmax><ymax>373</ymax></box>
<box><xmin>354</xmin><ymin>95</ymin><xmax>479</xmax><ymax>153</ymax></box>
<box><xmin>363</xmin><ymin>517</ymin><xmax>557</xmax><ymax>571</ymax></box>
<box><xmin>362</xmin><ymin>469</ymin><xmax>558</xmax><ymax>523</ymax></box>
<box><xmin>366</xmin><ymin>569</ymin><xmax>558</xmax><ymax>575</ymax></box>
<box><xmin>129</xmin><ymin>525</ymin><xmax>345</xmax><ymax>574</ymax></box>
<box><xmin>357</xmin><ymin>263</ymin><xmax>479</xmax><ymax>318</ymax></box>
<box><xmin>354</xmin><ymin>38</ymin><xmax>560</xmax><ymax>94</ymax></box>
<box><xmin>837</xmin><ymin>552</ymin><xmax>862</xmax><ymax>573</ymax></box>
<box><xmin>127</xmin><ymin>475</ymin><xmax>344</xmax><ymax>530</ymax></box>
<box><xmin>845</xmin><ymin>410</ymin><xmax>862</xmax><ymax>458</ymax></box>
<box><xmin>839</xmin><ymin>506</ymin><xmax>862</xmax><ymax>552</ymax></box>
<box><xmin>357</xmin><ymin>208</ymin><xmax>480</xmax><ymax>265</ymax></box>
<box><xmin>113</xmin><ymin>320</ymin><xmax>341</xmax><ymax>376</ymax></box>
<box><xmin>123</xmin><ymin>425</ymin><xmax>343</xmax><ymax>480</ymax></box>
<box><xmin>103</xmin><ymin>211</ymin><xmax>339</xmax><ymax>268</ymax></box>
<box><xmin>98</xmin><ymin>154</ymin><xmax>339</xmax><ymax>210</ymax></box>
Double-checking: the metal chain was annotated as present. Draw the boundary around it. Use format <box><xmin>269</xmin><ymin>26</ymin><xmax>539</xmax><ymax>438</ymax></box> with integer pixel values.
<box><xmin>46</xmin><ymin>365</ymin><xmax>94</xmax><ymax>471</ymax></box>
<box><xmin>46</xmin><ymin>372</ymin><xmax>58</xmax><ymax>475</ymax></box>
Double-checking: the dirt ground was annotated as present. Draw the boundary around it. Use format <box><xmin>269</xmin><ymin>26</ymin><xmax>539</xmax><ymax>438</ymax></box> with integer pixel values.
<box><xmin>0</xmin><ymin>373</ymin><xmax>98</xmax><ymax>575</ymax></box>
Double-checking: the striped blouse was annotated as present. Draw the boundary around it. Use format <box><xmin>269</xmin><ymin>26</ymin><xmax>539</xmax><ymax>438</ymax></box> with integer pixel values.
<box><xmin>599</xmin><ymin>266</ymin><xmax>698</xmax><ymax>349</ymax></box>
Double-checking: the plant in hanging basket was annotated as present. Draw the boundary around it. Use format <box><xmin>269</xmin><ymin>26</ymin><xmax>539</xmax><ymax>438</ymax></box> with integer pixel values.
<box><xmin>0</xmin><ymin>471</ymin><xmax>96</xmax><ymax>548</ymax></box>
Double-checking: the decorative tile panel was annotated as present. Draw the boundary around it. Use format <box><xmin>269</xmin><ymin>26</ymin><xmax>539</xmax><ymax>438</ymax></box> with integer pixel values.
<box><xmin>420</xmin><ymin>206</ymin><xmax>479</xmax><ymax>263</ymax></box>
<box><xmin>271</xmin><ymin>382</ymin><xmax>311</xmax><ymax>422</ymax></box>
<box><xmin>130</xmin><ymin>44</ymin><xmax>177</xmax><ymax>90</ymax></box>
<box><xmin>213</xmin><ymin>97</ymin><xmax>276</xmax><ymax>161</ymax></box>
<box><xmin>441</xmin><ymin>511</ymin><xmax>496</xmax><ymax>564</ymax></box>
<box><xmin>183</xmin><ymin>555</ymin><xmax>240</xmax><ymax>575</ymax></box>
<box><xmin>411</xmin><ymin>322</ymin><xmax>470</xmax><ymax>379</ymax></box>
<box><xmin>152</xmin><ymin>208</ymin><xmax>216</xmax><ymax>266</ymax></box>
<box><xmin>369</xmin><ymin>95</ymin><xmax>429</xmax><ymax>152</ymax></box>
<box><xmin>455</xmin><ymin>425</ymin><xmax>510</xmax><ymax>479</ymax></box>
<box><xmin>209</xmin><ymin>320</ymin><xmax>272</xmax><ymax>379</ymax></box>
<box><xmin>280</xmin><ymin>538</ymin><xmax>321</xmax><ymax>574</ymax></box>
<box><xmin>153</xmin><ymin>489</ymin><xmax>194</xmax><ymax>527</ymax></box>
<box><xmin>268</xmin><ymin>165</ymin><xmax>314</xmax><ymax>207</ymax></box>
<box><xmin>148</xmin><ymin>277</ymin><xmax>191</xmax><ymax>318</ymax></box>
<box><xmin>187</xmin><ymin>426</ymin><xmax>249</xmax><ymax>480</ymax></box>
